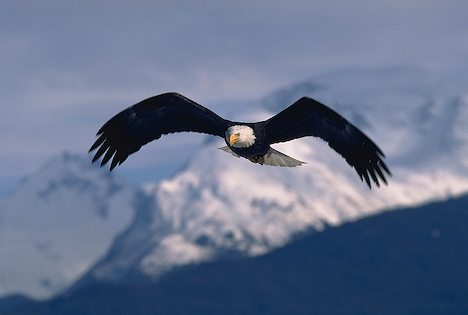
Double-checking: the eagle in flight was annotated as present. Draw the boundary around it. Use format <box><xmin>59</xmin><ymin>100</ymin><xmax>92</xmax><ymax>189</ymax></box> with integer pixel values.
<box><xmin>90</xmin><ymin>92</ymin><xmax>390</xmax><ymax>188</ymax></box>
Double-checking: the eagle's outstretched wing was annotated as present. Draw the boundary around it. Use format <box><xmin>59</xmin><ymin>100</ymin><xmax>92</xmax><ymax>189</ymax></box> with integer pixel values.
<box><xmin>89</xmin><ymin>92</ymin><xmax>228</xmax><ymax>170</ymax></box>
<box><xmin>264</xmin><ymin>97</ymin><xmax>390</xmax><ymax>188</ymax></box>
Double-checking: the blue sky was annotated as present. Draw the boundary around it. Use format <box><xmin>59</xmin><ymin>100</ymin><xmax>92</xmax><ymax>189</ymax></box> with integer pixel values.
<box><xmin>1</xmin><ymin>0</ymin><xmax>468</xmax><ymax>194</ymax></box>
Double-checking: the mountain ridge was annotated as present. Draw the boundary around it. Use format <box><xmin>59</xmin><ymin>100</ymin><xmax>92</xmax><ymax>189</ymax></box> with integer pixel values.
<box><xmin>0</xmin><ymin>153</ymin><xmax>139</xmax><ymax>299</ymax></box>
<box><xmin>5</xmin><ymin>193</ymin><xmax>467</xmax><ymax>315</ymax></box>
<box><xmin>1</xmin><ymin>66</ymin><xmax>467</xmax><ymax>300</ymax></box>
<box><xmin>80</xmin><ymin>66</ymin><xmax>468</xmax><ymax>287</ymax></box>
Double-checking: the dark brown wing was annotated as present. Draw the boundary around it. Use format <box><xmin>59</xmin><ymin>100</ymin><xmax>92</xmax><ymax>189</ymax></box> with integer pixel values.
<box><xmin>89</xmin><ymin>92</ymin><xmax>228</xmax><ymax>170</ymax></box>
<box><xmin>264</xmin><ymin>97</ymin><xmax>391</xmax><ymax>188</ymax></box>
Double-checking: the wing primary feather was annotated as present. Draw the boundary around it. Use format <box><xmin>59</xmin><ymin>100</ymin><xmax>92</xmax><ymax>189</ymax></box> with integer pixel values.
<box><xmin>110</xmin><ymin>155</ymin><xmax>120</xmax><ymax>171</ymax></box>
<box><xmin>97</xmin><ymin>124</ymin><xmax>108</xmax><ymax>135</ymax></box>
<box><xmin>89</xmin><ymin>134</ymin><xmax>106</xmax><ymax>152</ymax></box>
<box><xmin>369</xmin><ymin>168</ymin><xmax>380</xmax><ymax>187</ymax></box>
<box><xmin>380</xmin><ymin>160</ymin><xmax>391</xmax><ymax>176</ymax></box>
<box><xmin>362</xmin><ymin>170</ymin><xmax>371</xmax><ymax>188</ymax></box>
<box><xmin>119</xmin><ymin>155</ymin><xmax>129</xmax><ymax>164</ymax></box>
<box><xmin>375</xmin><ymin>166</ymin><xmax>388</xmax><ymax>185</ymax></box>
<box><xmin>377</xmin><ymin>147</ymin><xmax>385</xmax><ymax>158</ymax></box>
<box><xmin>101</xmin><ymin>146</ymin><xmax>117</xmax><ymax>167</ymax></box>
<box><xmin>357</xmin><ymin>170</ymin><xmax>364</xmax><ymax>181</ymax></box>
<box><xmin>92</xmin><ymin>140</ymin><xmax>110</xmax><ymax>163</ymax></box>
<box><xmin>112</xmin><ymin>150</ymin><xmax>128</xmax><ymax>170</ymax></box>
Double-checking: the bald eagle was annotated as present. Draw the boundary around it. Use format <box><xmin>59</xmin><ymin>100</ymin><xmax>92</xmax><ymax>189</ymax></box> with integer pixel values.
<box><xmin>90</xmin><ymin>92</ymin><xmax>390</xmax><ymax>188</ymax></box>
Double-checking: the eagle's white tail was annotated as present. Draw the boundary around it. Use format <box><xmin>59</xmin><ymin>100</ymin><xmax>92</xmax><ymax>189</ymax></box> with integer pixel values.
<box><xmin>219</xmin><ymin>146</ymin><xmax>305</xmax><ymax>167</ymax></box>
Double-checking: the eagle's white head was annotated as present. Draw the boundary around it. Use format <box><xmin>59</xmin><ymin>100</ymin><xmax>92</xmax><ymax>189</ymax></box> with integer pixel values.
<box><xmin>226</xmin><ymin>125</ymin><xmax>256</xmax><ymax>148</ymax></box>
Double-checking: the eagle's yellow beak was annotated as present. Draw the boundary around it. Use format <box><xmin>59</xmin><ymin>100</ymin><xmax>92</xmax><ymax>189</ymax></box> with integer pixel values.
<box><xmin>229</xmin><ymin>133</ymin><xmax>240</xmax><ymax>145</ymax></box>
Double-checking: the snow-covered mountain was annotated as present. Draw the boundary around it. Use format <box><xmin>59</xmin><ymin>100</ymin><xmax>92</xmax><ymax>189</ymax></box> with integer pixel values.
<box><xmin>2</xmin><ymin>66</ymin><xmax>467</xmax><ymax>301</ymax></box>
<box><xmin>81</xmin><ymin>66</ymin><xmax>468</xmax><ymax>285</ymax></box>
<box><xmin>0</xmin><ymin>153</ymin><xmax>140</xmax><ymax>299</ymax></box>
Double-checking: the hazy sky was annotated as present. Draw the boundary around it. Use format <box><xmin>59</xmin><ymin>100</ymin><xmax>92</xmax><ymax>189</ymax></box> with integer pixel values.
<box><xmin>1</xmin><ymin>0</ymin><xmax>468</xmax><ymax>194</ymax></box>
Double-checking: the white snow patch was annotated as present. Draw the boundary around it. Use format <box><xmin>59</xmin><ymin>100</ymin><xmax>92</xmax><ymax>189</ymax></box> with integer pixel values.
<box><xmin>140</xmin><ymin>234</ymin><xmax>213</xmax><ymax>276</ymax></box>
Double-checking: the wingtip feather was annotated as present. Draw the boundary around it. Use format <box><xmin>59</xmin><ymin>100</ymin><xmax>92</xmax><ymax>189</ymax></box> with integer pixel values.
<box><xmin>100</xmin><ymin>147</ymin><xmax>116</xmax><ymax>167</ymax></box>
<box><xmin>89</xmin><ymin>134</ymin><xmax>106</xmax><ymax>153</ymax></box>
<box><xmin>110</xmin><ymin>158</ymin><xmax>118</xmax><ymax>171</ymax></box>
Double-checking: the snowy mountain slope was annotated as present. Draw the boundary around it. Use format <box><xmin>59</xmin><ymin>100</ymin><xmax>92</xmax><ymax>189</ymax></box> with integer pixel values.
<box><xmin>83</xmin><ymin>66</ymin><xmax>468</xmax><ymax>284</ymax></box>
<box><xmin>3</xmin><ymin>66</ymin><xmax>466</xmax><ymax>300</ymax></box>
<box><xmin>263</xmin><ymin>66</ymin><xmax>468</xmax><ymax>169</ymax></box>
<box><xmin>0</xmin><ymin>153</ymin><xmax>140</xmax><ymax>299</ymax></box>
<box><xmin>12</xmin><ymin>194</ymin><xmax>468</xmax><ymax>315</ymax></box>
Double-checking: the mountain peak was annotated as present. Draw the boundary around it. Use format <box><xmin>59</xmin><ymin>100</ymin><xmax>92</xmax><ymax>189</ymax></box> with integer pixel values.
<box><xmin>0</xmin><ymin>152</ymin><xmax>138</xmax><ymax>299</ymax></box>
<box><xmin>2</xmin><ymin>66</ymin><xmax>468</xmax><ymax>301</ymax></box>
<box><xmin>84</xmin><ymin>65</ymin><xmax>468</xmax><ymax>288</ymax></box>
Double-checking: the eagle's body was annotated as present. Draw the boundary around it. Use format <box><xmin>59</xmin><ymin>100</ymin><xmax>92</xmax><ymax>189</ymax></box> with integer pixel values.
<box><xmin>90</xmin><ymin>92</ymin><xmax>390</xmax><ymax>188</ymax></box>
<box><xmin>221</xmin><ymin>123</ymin><xmax>305</xmax><ymax>166</ymax></box>
<box><xmin>225</xmin><ymin>124</ymin><xmax>268</xmax><ymax>158</ymax></box>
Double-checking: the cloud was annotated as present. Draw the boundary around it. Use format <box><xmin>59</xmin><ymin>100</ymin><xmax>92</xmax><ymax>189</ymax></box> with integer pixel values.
<box><xmin>1</xmin><ymin>0</ymin><xmax>468</xmax><ymax>192</ymax></box>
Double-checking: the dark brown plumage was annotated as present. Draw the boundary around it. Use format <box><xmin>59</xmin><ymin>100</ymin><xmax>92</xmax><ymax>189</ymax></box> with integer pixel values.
<box><xmin>90</xmin><ymin>92</ymin><xmax>390</xmax><ymax>188</ymax></box>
